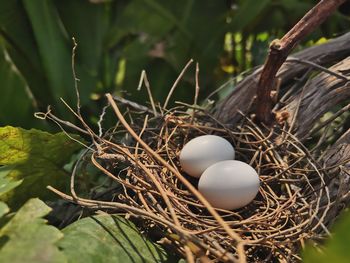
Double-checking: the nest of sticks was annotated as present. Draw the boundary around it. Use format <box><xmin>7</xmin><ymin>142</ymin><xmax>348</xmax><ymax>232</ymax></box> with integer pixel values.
<box><xmin>46</xmin><ymin>97</ymin><xmax>330</xmax><ymax>262</ymax></box>
<box><xmin>42</xmin><ymin>33</ymin><xmax>350</xmax><ymax>262</ymax></box>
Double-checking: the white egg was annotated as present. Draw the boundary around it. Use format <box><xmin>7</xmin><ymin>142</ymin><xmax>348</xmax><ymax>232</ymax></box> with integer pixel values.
<box><xmin>179</xmin><ymin>135</ymin><xmax>235</xmax><ymax>178</ymax></box>
<box><xmin>198</xmin><ymin>160</ymin><xmax>259</xmax><ymax>210</ymax></box>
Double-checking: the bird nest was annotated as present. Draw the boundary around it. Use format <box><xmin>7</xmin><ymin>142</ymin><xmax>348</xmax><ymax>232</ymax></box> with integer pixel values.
<box><xmin>43</xmin><ymin>92</ymin><xmax>331</xmax><ymax>262</ymax></box>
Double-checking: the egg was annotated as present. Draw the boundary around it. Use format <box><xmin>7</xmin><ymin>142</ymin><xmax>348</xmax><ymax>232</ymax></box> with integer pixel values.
<box><xmin>179</xmin><ymin>135</ymin><xmax>235</xmax><ymax>178</ymax></box>
<box><xmin>198</xmin><ymin>160</ymin><xmax>259</xmax><ymax>210</ymax></box>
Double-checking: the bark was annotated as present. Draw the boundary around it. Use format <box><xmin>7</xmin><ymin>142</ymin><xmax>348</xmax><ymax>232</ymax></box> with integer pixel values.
<box><xmin>322</xmin><ymin>129</ymin><xmax>350</xmax><ymax>226</ymax></box>
<box><xmin>283</xmin><ymin>57</ymin><xmax>350</xmax><ymax>138</ymax></box>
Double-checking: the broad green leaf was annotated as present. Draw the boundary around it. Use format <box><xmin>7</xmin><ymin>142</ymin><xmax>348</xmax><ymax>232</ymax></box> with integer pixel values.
<box><xmin>141</xmin><ymin>0</ymin><xmax>190</xmax><ymax>38</ymax></box>
<box><xmin>53</xmin><ymin>0</ymin><xmax>108</xmax><ymax>96</ymax></box>
<box><xmin>0</xmin><ymin>198</ymin><xmax>66</xmax><ymax>263</ymax></box>
<box><xmin>161</xmin><ymin>0</ymin><xmax>227</xmax><ymax>101</ymax></box>
<box><xmin>111</xmin><ymin>0</ymin><xmax>227</xmax><ymax>106</ymax></box>
<box><xmin>0</xmin><ymin>1</ymin><xmax>54</xmax><ymax>109</ymax></box>
<box><xmin>54</xmin><ymin>0</ymin><xmax>108</xmax><ymax>72</ymax></box>
<box><xmin>0</xmin><ymin>44</ymin><xmax>45</xmax><ymax>129</ymax></box>
<box><xmin>22</xmin><ymin>1</ymin><xmax>77</xmax><ymax>108</ymax></box>
<box><xmin>59</xmin><ymin>214</ymin><xmax>172</xmax><ymax>263</ymax></box>
<box><xmin>0</xmin><ymin>1</ymin><xmax>102</xmax><ymax>118</ymax></box>
<box><xmin>230</xmin><ymin>0</ymin><xmax>271</xmax><ymax>32</ymax></box>
<box><xmin>303</xmin><ymin>210</ymin><xmax>350</xmax><ymax>263</ymax></box>
<box><xmin>0</xmin><ymin>126</ymin><xmax>82</xmax><ymax>208</ymax></box>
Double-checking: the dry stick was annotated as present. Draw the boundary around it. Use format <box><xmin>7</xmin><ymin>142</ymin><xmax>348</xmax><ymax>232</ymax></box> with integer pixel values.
<box><xmin>67</xmin><ymin>40</ymin><xmax>102</xmax><ymax>152</ymax></box>
<box><xmin>185</xmin><ymin>62</ymin><xmax>201</xmax><ymax>141</ymax></box>
<box><xmin>106</xmin><ymin>93</ymin><xmax>245</xmax><ymax>262</ymax></box>
<box><xmin>138</xmin><ymin>70</ymin><xmax>158</xmax><ymax>116</ymax></box>
<box><xmin>163</xmin><ymin>59</ymin><xmax>194</xmax><ymax>109</ymax></box>
<box><xmin>255</xmin><ymin>0</ymin><xmax>346</xmax><ymax>124</ymax></box>
<box><xmin>112</xmin><ymin>95</ymin><xmax>153</xmax><ymax>113</ymax></box>
<box><xmin>34</xmin><ymin>106</ymin><xmax>90</xmax><ymax>135</ymax></box>
<box><xmin>35</xmin><ymin>109</ymin><xmax>94</xmax><ymax>150</ymax></box>
<box><xmin>286</xmin><ymin>57</ymin><xmax>350</xmax><ymax>81</ymax></box>
<box><xmin>72</xmin><ymin>37</ymin><xmax>81</xmax><ymax>114</ymax></box>
<box><xmin>97</xmin><ymin>104</ymin><xmax>110</xmax><ymax>137</ymax></box>
<box><xmin>193</xmin><ymin>63</ymin><xmax>200</xmax><ymax>108</ymax></box>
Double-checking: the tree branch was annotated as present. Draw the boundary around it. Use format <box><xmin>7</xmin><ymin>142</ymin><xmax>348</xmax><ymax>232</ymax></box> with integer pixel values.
<box><xmin>255</xmin><ymin>0</ymin><xmax>346</xmax><ymax>124</ymax></box>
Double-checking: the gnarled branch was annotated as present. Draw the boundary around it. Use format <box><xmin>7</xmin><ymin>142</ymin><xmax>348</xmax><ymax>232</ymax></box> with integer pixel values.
<box><xmin>255</xmin><ymin>0</ymin><xmax>346</xmax><ymax>124</ymax></box>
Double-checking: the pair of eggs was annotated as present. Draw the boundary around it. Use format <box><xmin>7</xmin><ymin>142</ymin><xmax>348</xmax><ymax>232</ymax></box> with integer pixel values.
<box><xmin>179</xmin><ymin>135</ymin><xmax>259</xmax><ymax>210</ymax></box>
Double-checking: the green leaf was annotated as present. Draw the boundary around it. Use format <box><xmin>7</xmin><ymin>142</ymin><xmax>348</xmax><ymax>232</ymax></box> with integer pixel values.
<box><xmin>111</xmin><ymin>0</ymin><xmax>227</xmax><ymax>106</ymax></box>
<box><xmin>59</xmin><ymin>214</ymin><xmax>172</xmax><ymax>263</ymax></box>
<box><xmin>230</xmin><ymin>0</ymin><xmax>271</xmax><ymax>32</ymax></box>
<box><xmin>54</xmin><ymin>0</ymin><xmax>108</xmax><ymax>72</ymax></box>
<box><xmin>303</xmin><ymin>210</ymin><xmax>350</xmax><ymax>263</ymax></box>
<box><xmin>53</xmin><ymin>0</ymin><xmax>108</xmax><ymax>97</ymax></box>
<box><xmin>22</xmin><ymin>0</ymin><xmax>77</xmax><ymax>107</ymax></box>
<box><xmin>0</xmin><ymin>1</ymin><xmax>103</xmax><ymax>117</ymax></box>
<box><xmin>0</xmin><ymin>44</ymin><xmax>45</xmax><ymax>129</ymax></box>
<box><xmin>141</xmin><ymin>0</ymin><xmax>190</xmax><ymax>38</ymax></box>
<box><xmin>0</xmin><ymin>126</ymin><xmax>83</xmax><ymax>208</ymax></box>
<box><xmin>0</xmin><ymin>198</ymin><xmax>66</xmax><ymax>263</ymax></box>
<box><xmin>0</xmin><ymin>1</ymin><xmax>54</xmax><ymax>109</ymax></box>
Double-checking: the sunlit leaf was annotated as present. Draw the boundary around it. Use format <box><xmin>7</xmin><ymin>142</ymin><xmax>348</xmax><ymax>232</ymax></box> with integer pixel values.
<box><xmin>0</xmin><ymin>126</ymin><xmax>83</xmax><ymax>208</ymax></box>
<box><xmin>0</xmin><ymin>198</ymin><xmax>67</xmax><ymax>263</ymax></box>
<box><xmin>59</xmin><ymin>214</ymin><xmax>173</xmax><ymax>263</ymax></box>
<box><xmin>22</xmin><ymin>1</ymin><xmax>76</xmax><ymax>108</ymax></box>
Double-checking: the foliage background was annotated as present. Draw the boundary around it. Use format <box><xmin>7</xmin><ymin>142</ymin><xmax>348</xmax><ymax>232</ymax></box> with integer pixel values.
<box><xmin>1</xmin><ymin>0</ymin><xmax>349</xmax><ymax>130</ymax></box>
<box><xmin>0</xmin><ymin>0</ymin><xmax>350</xmax><ymax>262</ymax></box>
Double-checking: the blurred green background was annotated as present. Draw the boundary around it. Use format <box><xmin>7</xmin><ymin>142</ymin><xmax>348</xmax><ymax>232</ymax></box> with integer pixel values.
<box><xmin>0</xmin><ymin>0</ymin><xmax>349</xmax><ymax>130</ymax></box>
<box><xmin>1</xmin><ymin>1</ymin><xmax>350</xmax><ymax>261</ymax></box>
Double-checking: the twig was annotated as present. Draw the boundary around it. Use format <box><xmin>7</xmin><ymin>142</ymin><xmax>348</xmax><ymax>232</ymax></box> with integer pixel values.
<box><xmin>72</xmin><ymin>37</ymin><xmax>81</xmax><ymax>114</ymax></box>
<box><xmin>185</xmin><ymin>63</ymin><xmax>200</xmax><ymax>141</ymax></box>
<box><xmin>112</xmin><ymin>95</ymin><xmax>153</xmax><ymax>113</ymax></box>
<box><xmin>97</xmin><ymin>103</ymin><xmax>110</xmax><ymax>137</ymax></box>
<box><xmin>163</xmin><ymin>59</ymin><xmax>194</xmax><ymax>109</ymax></box>
<box><xmin>194</xmin><ymin>63</ymin><xmax>200</xmax><ymax>107</ymax></box>
<box><xmin>286</xmin><ymin>57</ymin><xmax>350</xmax><ymax>81</ymax></box>
<box><xmin>256</xmin><ymin>0</ymin><xmax>346</xmax><ymax>124</ymax></box>
<box><xmin>35</xmin><ymin>106</ymin><xmax>89</xmax><ymax>135</ymax></box>
<box><xmin>138</xmin><ymin>70</ymin><xmax>158</xmax><ymax>116</ymax></box>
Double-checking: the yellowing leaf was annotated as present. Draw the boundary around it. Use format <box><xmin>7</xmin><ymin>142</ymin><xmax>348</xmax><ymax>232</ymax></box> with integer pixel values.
<box><xmin>0</xmin><ymin>126</ymin><xmax>83</xmax><ymax>208</ymax></box>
